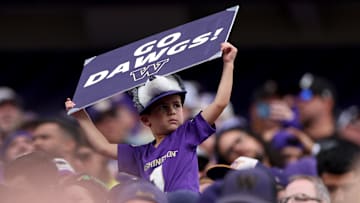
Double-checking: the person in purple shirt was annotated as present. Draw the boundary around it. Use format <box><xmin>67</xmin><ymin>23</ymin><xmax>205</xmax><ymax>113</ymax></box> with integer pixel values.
<box><xmin>65</xmin><ymin>42</ymin><xmax>237</xmax><ymax>193</ymax></box>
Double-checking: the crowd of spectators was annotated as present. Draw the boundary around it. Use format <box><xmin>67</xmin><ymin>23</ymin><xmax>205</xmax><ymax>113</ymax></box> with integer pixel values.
<box><xmin>0</xmin><ymin>71</ymin><xmax>359</xmax><ymax>203</ymax></box>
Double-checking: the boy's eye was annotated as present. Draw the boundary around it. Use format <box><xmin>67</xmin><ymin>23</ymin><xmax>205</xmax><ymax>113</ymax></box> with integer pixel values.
<box><xmin>153</xmin><ymin>104</ymin><xmax>169</xmax><ymax>113</ymax></box>
<box><xmin>155</xmin><ymin>103</ymin><xmax>182</xmax><ymax>113</ymax></box>
<box><xmin>159</xmin><ymin>105</ymin><xmax>169</xmax><ymax>111</ymax></box>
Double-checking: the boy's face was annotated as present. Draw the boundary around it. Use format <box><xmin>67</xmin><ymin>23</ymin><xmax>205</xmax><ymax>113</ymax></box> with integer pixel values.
<box><xmin>141</xmin><ymin>94</ymin><xmax>184</xmax><ymax>135</ymax></box>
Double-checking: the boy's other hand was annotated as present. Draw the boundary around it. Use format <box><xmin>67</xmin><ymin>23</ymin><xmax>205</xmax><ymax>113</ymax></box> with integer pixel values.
<box><xmin>221</xmin><ymin>42</ymin><xmax>237</xmax><ymax>64</ymax></box>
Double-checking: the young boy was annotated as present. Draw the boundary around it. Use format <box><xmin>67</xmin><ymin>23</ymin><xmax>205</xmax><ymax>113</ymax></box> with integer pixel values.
<box><xmin>65</xmin><ymin>42</ymin><xmax>237</xmax><ymax>193</ymax></box>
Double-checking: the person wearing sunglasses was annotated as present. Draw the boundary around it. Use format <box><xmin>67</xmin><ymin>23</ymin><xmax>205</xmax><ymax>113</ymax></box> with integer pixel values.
<box><xmin>280</xmin><ymin>175</ymin><xmax>330</xmax><ymax>203</ymax></box>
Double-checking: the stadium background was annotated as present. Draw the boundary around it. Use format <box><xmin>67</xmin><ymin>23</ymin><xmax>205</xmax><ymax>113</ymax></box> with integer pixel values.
<box><xmin>1</xmin><ymin>0</ymin><xmax>359</xmax><ymax>117</ymax></box>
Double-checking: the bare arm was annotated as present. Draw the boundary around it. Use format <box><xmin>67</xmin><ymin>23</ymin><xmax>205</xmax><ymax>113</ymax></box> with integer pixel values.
<box><xmin>65</xmin><ymin>98</ymin><xmax>118</xmax><ymax>159</ymax></box>
<box><xmin>201</xmin><ymin>42</ymin><xmax>237</xmax><ymax>125</ymax></box>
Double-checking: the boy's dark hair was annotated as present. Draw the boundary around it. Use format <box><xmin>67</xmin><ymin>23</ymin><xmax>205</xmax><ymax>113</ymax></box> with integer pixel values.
<box><xmin>316</xmin><ymin>136</ymin><xmax>360</xmax><ymax>176</ymax></box>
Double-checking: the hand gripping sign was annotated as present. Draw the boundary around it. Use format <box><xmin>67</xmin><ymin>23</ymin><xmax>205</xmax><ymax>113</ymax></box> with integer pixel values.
<box><xmin>69</xmin><ymin>5</ymin><xmax>239</xmax><ymax>114</ymax></box>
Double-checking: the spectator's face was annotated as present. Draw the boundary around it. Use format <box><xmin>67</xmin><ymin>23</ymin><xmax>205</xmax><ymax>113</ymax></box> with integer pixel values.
<box><xmin>249</xmin><ymin>100</ymin><xmax>282</xmax><ymax>135</ymax></box>
<box><xmin>76</xmin><ymin>146</ymin><xmax>108</xmax><ymax>178</ymax></box>
<box><xmin>32</xmin><ymin>123</ymin><xmax>74</xmax><ymax>157</ymax></box>
<box><xmin>0</xmin><ymin>102</ymin><xmax>22</xmax><ymax>135</ymax></box>
<box><xmin>141</xmin><ymin>95</ymin><xmax>184</xmax><ymax>136</ymax></box>
<box><xmin>5</xmin><ymin>135</ymin><xmax>34</xmax><ymax>161</ymax></box>
<box><xmin>297</xmin><ymin>96</ymin><xmax>332</xmax><ymax>124</ymax></box>
<box><xmin>95</xmin><ymin>106</ymin><xmax>137</xmax><ymax>143</ymax></box>
<box><xmin>284</xmin><ymin>179</ymin><xmax>318</xmax><ymax>203</ymax></box>
<box><xmin>218</xmin><ymin>129</ymin><xmax>263</xmax><ymax>164</ymax></box>
<box><xmin>321</xmin><ymin>171</ymin><xmax>358</xmax><ymax>203</ymax></box>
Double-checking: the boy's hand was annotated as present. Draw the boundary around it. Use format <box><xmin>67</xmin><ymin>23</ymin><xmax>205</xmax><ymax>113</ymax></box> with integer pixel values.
<box><xmin>221</xmin><ymin>42</ymin><xmax>238</xmax><ymax>64</ymax></box>
<box><xmin>65</xmin><ymin>98</ymin><xmax>87</xmax><ymax>119</ymax></box>
<box><xmin>65</xmin><ymin>98</ymin><xmax>76</xmax><ymax>111</ymax></box>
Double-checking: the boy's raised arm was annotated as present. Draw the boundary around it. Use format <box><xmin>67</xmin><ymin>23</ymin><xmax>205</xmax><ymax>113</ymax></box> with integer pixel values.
<box><xmin>201</xmin><ymin>42</ymin><xmax>237</xmax><ymax>125</ymax></box>
<box><xmin>65</xmin><ymin>98</ymin><xmax>118</xmax><ymax>159</ymax></box>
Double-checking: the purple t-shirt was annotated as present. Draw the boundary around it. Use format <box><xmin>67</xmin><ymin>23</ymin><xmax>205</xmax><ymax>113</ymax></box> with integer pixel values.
<box><xmin>117</xmin><ymin>112</ymin><xmax>215</xmax><ymax>193</ymax></box>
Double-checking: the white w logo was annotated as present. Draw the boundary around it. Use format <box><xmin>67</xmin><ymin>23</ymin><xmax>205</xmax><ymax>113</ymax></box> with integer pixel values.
<box><xmin>130</xmin><ymin>58</ymin><xmax>169</xmax><ymax>81</ymax></box>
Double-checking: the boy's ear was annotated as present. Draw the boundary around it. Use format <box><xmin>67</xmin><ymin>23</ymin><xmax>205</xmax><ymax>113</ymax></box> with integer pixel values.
<box><xmin>140</xmin><ymin>115</ymin><xmax>151</xmax><ymax>127</ymax></box>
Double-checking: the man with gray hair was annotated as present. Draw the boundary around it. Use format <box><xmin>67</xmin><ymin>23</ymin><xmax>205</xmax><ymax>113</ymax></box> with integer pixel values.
<box><xmin>280</xmin><ymin>175</ymin><xmax>330</xmax><ymax>203</ymax></box>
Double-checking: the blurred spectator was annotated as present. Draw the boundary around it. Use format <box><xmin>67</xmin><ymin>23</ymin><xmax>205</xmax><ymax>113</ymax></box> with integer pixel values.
<box><xmin>0</xmin><ymin>161</ymin><xmax>3</xmax><ymax>184</ymax></box>
<box><xmin>53</xmin><ymin>157</ymin><xmax>76</xmax><ymax>178</ymax></box>
<box><xmin>297</xmin><ymin>73</ymin><xmax>337</xmax><ymax>140</ymax></box>
<box><xmin>0</xmin><ymin>87</ymin><xmax>25</xmax><ymax>143</ymax></box>
<box><xmin>32</xmin><ymin>117</ymin><xmax>83</xmax><ymax>171</ymax></box>
<box><xmin>59</xmin><ymin>173</ymin><xmax>108</xmax><ymax>203</ymax></box>
<box><xmin>182</xmin><ymin>80</ymin><xmax>202</xmax><ymax>120</ymax></box>
<box><xmin>342</xmin><ymin>157</ymin><xmax>360</xmax><ymax>202</ymax></box>
<box><xmin>108</xmin><ymin>171</ymin><xmax>140</xmax><ymax>200</ymax></box>
<box><xmin>337</xmin><ymin>105</ymin><xmax>360</xmax><ymax>146</ymax></box>
<box><xmin>269</xmin><ymin>127</ymin><xmax>315</xmax><ymax>165</ymax></box>
<box><xmin>3</xmin><ymin>151</ymin><xmax>61</xmax><ymax>203</ymax></box>
<box><xmin>198</xmin><ymin>180</ymin><xmax>222</xmax><ymax>203</ymax></box>
<box><xmin>0</xmin><ymin>183</ymin><xmax>13</xmax><ymax>203</ymax></box>
<box><xmin>108</xmin><ymin>179</ymin><xmax>168</xmax><ymax>203</ymax></box>
<box><xmin>270</xmin><ymin>129</ymin><xmax>304</xmax><ymax>164</ymax></box>
<box><xmin>196</xmin><ymin>92</ymin><xmax>245</xmax><ymax>164</ymax></box>
<box><xmin>280</xmin><ymin>175</ymin><xmax>330</xmax><ymax>203</ymax></box>
<box><xmin>216</xmin><ymin>167</ymin><xmax>277</xmax><ymax>203</ymax></box>
<box><xmin>206</xmin><ymin>156</ymin><xmax>287</xmax><ymax>197</ymax></box>
<box><xmin>214</xmin><ymin>120</ymin><xmax>265</xmax><ymax>165</ymax></box>
<box><xmin>86</xmin><ymin>93</ymin><xmax>138</xmax><ymax>144</ymax></box>
<box><xmin>245</xmin><ymin>80</ymin><xmax>311</xmax><ymax>169</ymax></box>
<box><xmin>197</xmin><ymin>146</ymin><xmax>210</xmax><ymax>179</ymax></box>
<box><xmin>206</xmin><ymin>156</ymin><xmax>263</xmax><ymax>181</ymax></box>
<box><xmin>316</xmin><ymin>136</ymin><xmax>360</xmax><ymax>203</ymax></box>
<box><xmin>76</xmin><ymin>143</ymin><xmax>118</xmax><ymax>188</ymax></box>
<box><xmin>249</xmin><ymin>80</ymin><xmax>299</xmax><ymax>140</ymax></box>
<box><xmin>199</xmin><ymin>176</ymin><xmax>214</xmax><ymax>193</ymax></box>
<box><xmin>283</xmin><ymin>156</ymin><xmax>318</xmax><ymax>179</ymax></box>
<box><xmin>0</xmin><ymin>130</ymin><xmax>34</xmax><ymax>162</ymax></box>
<box><xmin>198</xmin><ymin>92</ymin><xmax>240</xmax><ymax>127</ymax></box>
<box><xmin>167</xmin><ymin>189</ymin><xmax>199</xmax><ymax>203</ymax></box>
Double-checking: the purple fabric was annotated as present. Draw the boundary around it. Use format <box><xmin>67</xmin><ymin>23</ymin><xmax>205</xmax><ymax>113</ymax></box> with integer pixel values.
<box><xmin>268</xmin><ymin>167</ymin><xmax>288</xmax><ymax>188</ymax></box>
<box><xmin>284</xmin><ymin>156</ymin><xmax>318</xmax><ymax>178</ymax></box>
<box><xmin>217</xmin><ymin>195</ymin><xmax>271</xmax><ymax>203</ymax></box>
<box><xmin>71</xmin><ymin>6</ymin><xmax>239</xmax><ymax>112</ymax></box>
<box><xmin>270</xmin><ymin>130</ymin><xmax>303</xmax><ymax>151</ymax></box>
<box><xmin>198</xmin><ymin>181</ymin><xmax>223</xmax><ymax>203</ymax></box>
<box><xmin>281</xmin><ymin>106</ymin><xmax>302</xmax><ymax>129</ymax></box>
<box><xmin>166</xmin><ymin>189</ymin><xmax>199</xmax><ymax>203</ymax></box>
<box><xmin>117</xmin><ymin>112</ymin><xmax>215</xmax><ymax>192</ymax></box>
<box><xmin>220</xmin><ymin>167</ymin><xmax>277</xmax><ymax>203</ymax></box>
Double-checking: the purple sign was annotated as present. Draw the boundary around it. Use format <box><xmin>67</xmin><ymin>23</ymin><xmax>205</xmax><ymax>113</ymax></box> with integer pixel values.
<box><xmin>69</xmin><ymin>5</ymin><xmax>239</xmax><ymax>114</ymax></box>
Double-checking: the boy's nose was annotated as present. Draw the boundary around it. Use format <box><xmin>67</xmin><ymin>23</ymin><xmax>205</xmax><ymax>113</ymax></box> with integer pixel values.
<box><xmin>168</xmin><ymin>106</ymin><xmax>177</xmax><ymax>114</ymax></box>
